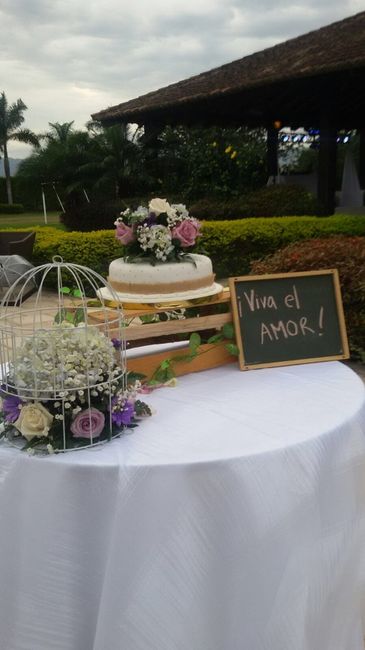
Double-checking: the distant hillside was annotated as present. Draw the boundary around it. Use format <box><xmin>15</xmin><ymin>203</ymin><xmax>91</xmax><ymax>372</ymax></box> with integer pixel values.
<box><xmin>0</xmin><ymin>158</ymin><xmax>22</xmax><ymax>177</ymax></box>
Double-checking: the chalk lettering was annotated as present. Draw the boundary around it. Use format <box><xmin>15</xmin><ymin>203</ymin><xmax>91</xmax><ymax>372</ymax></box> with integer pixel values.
<box><xmin>260</xmin><ymin>317</ymin><xmax>316</xmax><ymax>343</ymax></box>
<box><xmin>286</xmin><ymin>320</ymin><xmax>299</xmax><ymax>336</ymax></box>
<box><xmin>260</xmin><ymin>323</ymin><xmax>273</xmax><ymax>344</ymax></box>
<box><xmin>244</xmin><ymin>290</ymin><xmax>278</xmax><ymax>312</ymax></box>
<box><xmin>284</xmin><ymin>285</ymin><xmax>300</xmax><ymax>309</ymax></box>
<box><xmin>299</xmin><ymin>316</ymin><xmax>315</xmax><ymax>336</ymax></box>
<box><xmin>237</xmin><ymin>297</ymin><xmax>242</xmax><ymax>318</ymax></box>
<box><xmin>269</xmin><ymin>320</ymin><xmax>289</xmax><ymax>340</ymax></box>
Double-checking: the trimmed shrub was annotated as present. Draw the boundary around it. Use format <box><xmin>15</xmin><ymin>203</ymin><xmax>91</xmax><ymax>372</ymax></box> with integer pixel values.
<box><xmin>6</xmin><ymin>215</ymin><xmax>365</xmax><ymax>294</ymax></box>
<box><xmin>60</xmin><ymin>201</ymin><xmax>119</xmax><ymax>231</ymax></box>
<box><xmin>250</xmin><ymin>236</ymin><xmax>365</xmax><ymax>359</ymax></box>
<box><xmin>190</xmin><ymin>185</ymin><xmax>320</xmax><ymax>221</ymax></box>
<box><xmin>243</xmin><ymin>185</ymin><xmax>320</xmax><ymax>217</ymax></box>
<box><xmin>0</xmin><ymin>203</ymin><xmax>24</xmax><ymax>214</ymax></box>
<box><xmin>61</xmin><ymin>197</ymin><xmax>152</xmax><ymax>231</ymax></box>
<box><xmin>190</xmin><ymin>198</ymin><xmax>246</xmax><ymax>221</ymax></box>
<box><xmin>201</xmin><ymin>215</ymin><xmax>365</xmax><ymax>278</ymax></box>
<box><xmin>32</xmin><ymin>229</ymin><xmax>122</xmax><ymax>278</ymax></box>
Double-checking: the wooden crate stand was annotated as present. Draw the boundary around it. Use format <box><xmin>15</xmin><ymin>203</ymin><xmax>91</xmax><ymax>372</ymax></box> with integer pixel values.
<box><xmin>88</xmin><ymin>288</ymin><xmax>237</xmax><ymax>381</ymax></box>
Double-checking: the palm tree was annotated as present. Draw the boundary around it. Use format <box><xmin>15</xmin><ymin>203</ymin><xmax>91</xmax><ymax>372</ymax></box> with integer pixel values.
<box><xmin>0</xmin><ymin>91</ymin><xmax>39</xmax><ymax>204</ymax></box>
<box><xmin>79</xmin><ymin>123</ymin><xmax>145</xmax><ymax>198</ymax></box>
<box><xmin>40</xmin><ymin>121</ymin><xmax>75</xmax><ymax>145</ymax></box>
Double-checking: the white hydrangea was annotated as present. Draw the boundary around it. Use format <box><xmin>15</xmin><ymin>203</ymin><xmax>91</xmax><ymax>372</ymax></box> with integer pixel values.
<box><xmin>11</xmin><ymin>325</ymin><xmax>118</xmax><ymax>398</ymax></box>
<box><xmin>136</xmin><ymin>224</ymin><xmax>174</xmax><ymax>262</ymax></box>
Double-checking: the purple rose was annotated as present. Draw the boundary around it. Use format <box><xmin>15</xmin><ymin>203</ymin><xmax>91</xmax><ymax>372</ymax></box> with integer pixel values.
<box><xmin>115</xmin><ymin>221</ymin><xmax>135</xmax><ymax>245</ymax></box>
<box><xmin>110</xmin><ymin>399</ymin><xmax>135</xmax><ymax>428</ymax></box>
<box><xmin>171</xmin><ymin>219</ymin><xmax>201</xmax><ymax>248</ymax></box>
<box><xmin>70</xmin><ymin>407</ymin><xmax>105</xmax><ymax>439</ymax></box>
<box><xmin>2</xmin><ymin>394</ymin><xmax>23</xmax><ymax>423</ymax></box>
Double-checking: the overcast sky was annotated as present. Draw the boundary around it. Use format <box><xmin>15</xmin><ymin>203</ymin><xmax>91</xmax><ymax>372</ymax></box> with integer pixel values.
<box><xmin>1</xmin><ymin>0</ymin><xmax>364</xmax><ymax>158</ymax></box>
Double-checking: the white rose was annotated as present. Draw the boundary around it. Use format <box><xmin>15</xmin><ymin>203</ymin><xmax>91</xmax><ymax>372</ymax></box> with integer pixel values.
<box><xmin>14</xmin><ymin>403</ymin><xmax>53</xmax><ymax>441</ymax></box>
<box><xmin>149</xmin><ymin>198</ymin><xmax>170</xmax><ymax>215</ymax></box>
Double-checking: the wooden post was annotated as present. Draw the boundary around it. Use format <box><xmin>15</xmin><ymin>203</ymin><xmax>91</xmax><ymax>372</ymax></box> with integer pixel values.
<box><xmin>267</xmin><ymin>127</ymin><xmax>279</xmax><ymax>179</ymax></box>
<box><xmin>359</xmin><ymin>128</ymin><xmax>365</xmax><ymax>190</ymax></box>
<box><xmin>317</xmin><ymin>116</ymin><xmax>337</xmax><ymax>215</ymax></box>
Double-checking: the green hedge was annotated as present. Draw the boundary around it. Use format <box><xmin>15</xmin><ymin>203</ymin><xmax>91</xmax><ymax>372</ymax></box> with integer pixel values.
<box><xmin>200</xmin><ymin>214</ymin><xmax>365</xmax><ymax>277</ymax></box>
<box><xmin>0</xmin><ymin>203</ymin><xmax>24</xmax><ymax>214</ymax></box>
<box><xmin>190</xmin><ymin>185</ymin><xmax>321</xmax><ymax>220</ymax></box>
<box><xmin>6</xmin><ymin>214</ymin><xmax>365</xmax><ymax>285</ymax></box>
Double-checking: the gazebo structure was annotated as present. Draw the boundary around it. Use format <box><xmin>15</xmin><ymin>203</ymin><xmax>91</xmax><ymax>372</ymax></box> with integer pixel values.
<box><xmin>92</xmin><ymin>11</ymin><xmax>365</xmax><ymax>215</ymax></box>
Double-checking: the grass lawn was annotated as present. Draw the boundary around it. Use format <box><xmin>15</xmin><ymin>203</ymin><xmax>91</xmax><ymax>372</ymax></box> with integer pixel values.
<box><xmin>0</xmin><ymin>211</ymin><xmax>65</xmax><ymax>229</ymax></box>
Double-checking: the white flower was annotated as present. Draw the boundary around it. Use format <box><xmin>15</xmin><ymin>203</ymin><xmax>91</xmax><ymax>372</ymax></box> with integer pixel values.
<box><xmin>47</xmin><ymin>444</ymin><xmax>55</xmax><ymax>455</ymax></box>
<box><xmin>12</xmin><ymin>325</ymin><xmax>116</xmax><ymax>399</ymax></box>
<box><xmin>136</xmin><ymin>224</ymin><xmax>174</xmax><ymax>258</ymax></box>
<box><xmin>14</xmin><ymin>402</ymin><xmax>53</xmax><ymax>441</ymax></box>
<box><xmin>149</xmin><ymin>198</ymin><xmax>170</xmax><ymax>215</ymax></box>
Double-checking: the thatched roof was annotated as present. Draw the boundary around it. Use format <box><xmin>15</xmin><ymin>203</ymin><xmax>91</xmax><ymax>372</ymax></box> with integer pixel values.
<box><xmin>92</xmin><ymin>11</ymin><xmax>365</xmax><ymax>129</ymax></box>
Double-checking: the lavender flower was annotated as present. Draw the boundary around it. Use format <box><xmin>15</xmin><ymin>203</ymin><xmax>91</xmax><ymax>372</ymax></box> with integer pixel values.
<box><xmin>110</xmin><ymin>397</ymin><xmax>135</xmax><ymax>428</ymax></box>
<box><xmin>2</xmin><ymin>394</ymin><xmax>23</xmax><ymax>423</ymax></box>
<box><xmin>111</xmin><ymin>338</ymin><xmax>122</xmax><ymax>350</ymax></box>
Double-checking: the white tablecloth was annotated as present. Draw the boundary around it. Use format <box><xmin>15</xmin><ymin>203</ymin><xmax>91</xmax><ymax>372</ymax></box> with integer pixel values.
<box><xmin>0</xmin><ymin>361</ymin><xmax>365</xmax><ymax>650</ymax></box>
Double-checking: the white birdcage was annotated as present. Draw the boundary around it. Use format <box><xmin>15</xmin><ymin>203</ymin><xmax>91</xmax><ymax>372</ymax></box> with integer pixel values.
<box><xmin>0</xmin><ymin>257</ymin><xmax>129</xmax><ymax>454</ymax></box>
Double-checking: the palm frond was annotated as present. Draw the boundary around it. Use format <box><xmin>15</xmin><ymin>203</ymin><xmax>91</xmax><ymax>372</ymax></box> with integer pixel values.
<box><xmin>11</xmin><ymin>128</ymin><xmax>39</xmax><ymax>147</ymax></box>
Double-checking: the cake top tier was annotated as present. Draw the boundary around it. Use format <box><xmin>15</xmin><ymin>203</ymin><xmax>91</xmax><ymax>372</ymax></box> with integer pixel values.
<box><xmin>114</xmin><ymin>198</ymin><xmax>202</xmax><ymax>264</ymax></box>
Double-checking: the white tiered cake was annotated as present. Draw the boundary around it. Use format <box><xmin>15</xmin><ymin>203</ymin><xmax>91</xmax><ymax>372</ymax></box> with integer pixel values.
<box><xmin>100</xmin><ymin>198</ymin><xmax>222</xmax><ymax>303</ymax></box>
<box><xmin>100</xmin><ymin>253</ymin><xmax>221</xmax><ymax>303</ymax></box>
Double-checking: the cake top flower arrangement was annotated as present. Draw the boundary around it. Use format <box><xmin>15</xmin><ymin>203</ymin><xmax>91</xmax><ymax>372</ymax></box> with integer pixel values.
<box><xmin>114</xmin><ymin>198</ymin><xmax>201</xmax><ymax>264</ymax></box>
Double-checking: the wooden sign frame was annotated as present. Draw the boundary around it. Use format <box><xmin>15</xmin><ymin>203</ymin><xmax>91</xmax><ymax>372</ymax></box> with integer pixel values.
<box><xmin>229</xmin><ymin>269</ymin><xmax>350</xmax><ymax>370</ymax></box>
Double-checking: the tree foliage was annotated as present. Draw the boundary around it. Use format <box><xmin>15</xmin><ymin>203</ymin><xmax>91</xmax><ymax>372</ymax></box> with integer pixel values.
<box><xmin>145</xmin><ymin>125</ymin><xmax>267</xmax><ymax>200</ymax></box>
<box><xmin>0</xmin><ymin>91</ymin><xmax>39</xmax><ymax>203</ymax></box>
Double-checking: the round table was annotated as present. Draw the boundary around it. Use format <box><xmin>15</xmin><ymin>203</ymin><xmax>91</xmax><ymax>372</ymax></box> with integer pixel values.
<box><xmin>0</xmin><ymin>361</ymin><xmax>365</xmax><ymax>650</ymax></box>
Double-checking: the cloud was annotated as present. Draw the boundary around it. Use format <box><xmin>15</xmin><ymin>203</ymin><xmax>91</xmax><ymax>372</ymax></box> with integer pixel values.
<box><xmin>1</xmin><ymin>0</ymin><xmax>362</xmax><ymax>157</ymax></box>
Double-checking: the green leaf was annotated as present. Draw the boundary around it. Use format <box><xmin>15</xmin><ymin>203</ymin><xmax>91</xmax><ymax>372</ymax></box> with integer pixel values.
<box><xmin>54</xmin><ymin>308</ymin><xmax>66</xmax><ymax>324</ymax></box>
<box><xmin>170</xmin><ymin>353</ymin><xmax>195</xmax><ymax>363</ymax></box>
<box><xmin>225</xmin><ymin>343</ymin><xmax>240</xmax><ymax>356</ymax></box>
<box><xmin>73</xmin><ymin>308</ymin><xmax>85</xmax><ymax>325</ymax></box>
<box><xmin>153</xmin><ymin>368</ymin><xmax>170</xmax><ymax>383</ymax></box>
<box><xmin>189</xmin><ymin>332</ymin><xmax>201</xmax><ymax>353</ymax></box>
<box><xmin>207</xmin><ymin>332</ymin><xmax>224</xmax><ymax>344</ymax></box>
<box><xmin>72</xmin><ymin>289</ymin><xmax>83</xmax><ymax>298</ymax></box>
<box><xmin>222</xmin><ymin>323</ymin><xmax>235</xmax><ymax>340</ymax></box>
<box><xmin>160</xmin><ymin>359</ymin><xmax>171</xmax><ymax>370</ymax></box>
<box><xmin>65</xmin><ymin>312</ymin><xmax>74</xmax><ymax>323</ymax></box>
<box><xmin>127</xmin><ymin>371</ymin><xmax>146</xmax><ymax>383</ymax></box>
<box><xmin>140</xmin><ymin>314</ymin><xmax>156</xmax><ymax>324</ymax></box>
<box><xmin>60</xmin><ymin>286</ymin><xmax>71</xmax><ymax>294</ymax></box>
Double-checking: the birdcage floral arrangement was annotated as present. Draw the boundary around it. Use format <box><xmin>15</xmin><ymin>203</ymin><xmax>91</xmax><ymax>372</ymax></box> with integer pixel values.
<box><xmin>0</xmin><ymin>258</ymin><xmax>151</xmax><ymax>454</ymax></box>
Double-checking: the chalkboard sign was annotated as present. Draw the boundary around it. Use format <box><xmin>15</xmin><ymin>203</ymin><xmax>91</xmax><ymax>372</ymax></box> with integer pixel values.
<box><xmin>229</xmin><ymin>270</ymin><xmax>349</xmax><ymax>370</ymax></box>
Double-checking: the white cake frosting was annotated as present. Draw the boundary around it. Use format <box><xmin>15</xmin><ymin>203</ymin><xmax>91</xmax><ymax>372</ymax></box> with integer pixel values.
<box><xmin>99</xmin><ymin>254</ymin><xmax>222</xmax><ymax>303</ymax></box>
